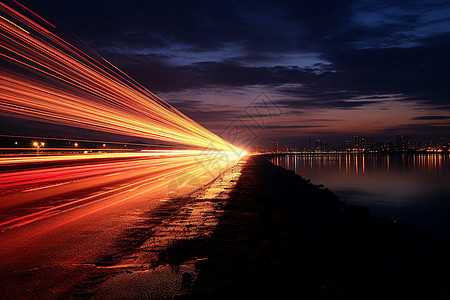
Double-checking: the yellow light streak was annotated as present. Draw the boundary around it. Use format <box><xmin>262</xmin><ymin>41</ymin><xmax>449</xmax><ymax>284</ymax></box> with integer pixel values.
<box><xmin>0</xmin><ymin>1</ymin><xmax>241</xmax><ymax>153</ymax></box>
<box><xmin>0</xmin><ymin>14</ymin><xmax>29</xmax><ymax>34</ymax></box>
<box><xmin>0</xmin><ymin>151</ymin><xmax>246</xmax><ymax>227</ymax></box>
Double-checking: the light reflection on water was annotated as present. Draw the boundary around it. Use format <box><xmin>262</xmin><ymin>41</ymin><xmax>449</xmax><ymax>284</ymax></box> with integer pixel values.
<box><xmin>271</xmin><ymin>154</ymin><xmax>450</xmax><ymax>239</ymax></box>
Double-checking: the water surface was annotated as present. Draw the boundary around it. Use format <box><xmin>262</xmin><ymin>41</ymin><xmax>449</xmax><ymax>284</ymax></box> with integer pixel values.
<box><xmin>271</xmin><ymin>154</ymin><xmax>450</xmax><ymax>239</ymax></box>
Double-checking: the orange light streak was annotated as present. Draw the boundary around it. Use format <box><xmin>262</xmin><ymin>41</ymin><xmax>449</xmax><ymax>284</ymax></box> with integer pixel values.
<box><xmin>0</xmin><ymin>1</ymin><xmax>240</xmax><ymax>152</ymax></box>
<box><xmin>0</xmin><ymin>14</ymin><xmax>28</xmax><ymax>34</ymax></box>
<box><xmin>0</xmin><ymin>151</ymin><xmax>245</xmax><ymax>230</ymax></box>
<box><xmin>12</xmin><ymin>0</ymin><xmax>55</xmax><ymax>28</ymax></box>
<box><xmin>0</xmin><ymin>150</ymin><xmax>245</xmax><ymax>166</ymax></box>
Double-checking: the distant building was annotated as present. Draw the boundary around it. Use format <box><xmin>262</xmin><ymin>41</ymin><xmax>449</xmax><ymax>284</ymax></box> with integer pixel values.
<box><xmin>269</xmin><ymin>141</ymin><xmax>279</xmax><ymax>153</ymax></box>
<box><xmin>353</xmin><ymin>136</ymin><xmax>360</xmax><ymax>149</ymax></box>
<box><xmin>315</xmin><ymin>139</ymin><xmax>330</xmax><ymax>152</ymax></box>
<box><xmin>342</xmin><ymin>140</ymin><xmax>350</xmax><ymax>151</ymax></box>
<box><xmin>365</xmin><ymin>136</ymin><xmax>373</xmax><ymax>150</ymax></box>
<box><xmin>351</xmin><ymin>136</ymin><xmax>373</xmax><ymax>151</ymax></box>
<box><xmin>396</xmin><ymin>133</ymin><xmax>409</xmax><ymax>151</ymax></box>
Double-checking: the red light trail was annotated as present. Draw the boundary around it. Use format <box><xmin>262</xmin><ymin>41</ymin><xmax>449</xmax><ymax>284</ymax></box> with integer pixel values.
<box><xmin>0</xmin><ymin>0</ymin><xmax>246</xmax><ymax>234</ymax></box>
<box><xmin>0</xmin><ymin>0</ymin><xmax>241</xmax><ymax>152</ymax></box>
<box><xmin>0</xmin><ymin>150</ymin><xmax>243</xmax><ymax>230</ymax></box>
<box><xmin>0</xmin><ymin>3</ymin><xmax>246</xmax><ymax>297</ymax></box>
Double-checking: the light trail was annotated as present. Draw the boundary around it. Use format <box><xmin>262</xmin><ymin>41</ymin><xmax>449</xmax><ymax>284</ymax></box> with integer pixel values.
<box><xmin>0</xmin><ymin>150</ymin><xmax>244</xmax><ymax>230</ymax></box>
<box><xmin>0</xmin><ymin>3</ymin><xmax>247</xmax><ymax>297</ymax></box>
<box><xmin>0</xmin><ymin>1</ymin><xmax>240</xmax><ymax>152</ymax></box>
<box><xmin>0</xmin><ymin>149</ymin><xmax>245</xmax><ymax>166</ymax></box>
<box><xmin>0</xmin><ymin>0</ymin><xmax>247</xmax><ymax>231</ymax></box>
<box><xmin>0</xmin><ymin>14</ymin><xmax>28</xmax><ymax>33</ymax></box>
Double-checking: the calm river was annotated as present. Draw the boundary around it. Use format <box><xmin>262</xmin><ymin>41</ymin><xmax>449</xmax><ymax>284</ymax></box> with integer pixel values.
<box><xmin>271</xmin><ymin>154</ymin><xmax>450</xmax><ymax>240</ymax></box>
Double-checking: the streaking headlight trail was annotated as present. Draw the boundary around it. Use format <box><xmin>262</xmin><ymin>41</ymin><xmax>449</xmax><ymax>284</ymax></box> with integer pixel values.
<box><xmin>0</xmin><ymin>0</ymin><xmax>241</xmax><ymax>152</ymax></box>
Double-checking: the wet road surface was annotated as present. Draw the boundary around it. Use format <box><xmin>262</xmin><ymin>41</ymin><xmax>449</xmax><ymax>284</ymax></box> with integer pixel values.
<box><xmin>0</xmin><ymin>151</ymin><xmax>245</xmax><ymax>299</ymax></box>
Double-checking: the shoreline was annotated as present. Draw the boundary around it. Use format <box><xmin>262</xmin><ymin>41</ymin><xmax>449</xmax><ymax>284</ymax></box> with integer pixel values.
<box><xmin>161</xmin><ymin>154</ymin><xmax>450</xmax><ymax>299</ymax></box>
<box><xmin>269</xmin><ymin>152</ymin><xmax>450</xmax><ymax>241</ymax></box>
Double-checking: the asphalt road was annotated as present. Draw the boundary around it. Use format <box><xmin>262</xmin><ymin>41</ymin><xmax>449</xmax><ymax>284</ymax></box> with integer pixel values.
<box><xmin>0</xmin><ymin>151</ymin><xmax>240</xmax><ymax>298</ymax></box>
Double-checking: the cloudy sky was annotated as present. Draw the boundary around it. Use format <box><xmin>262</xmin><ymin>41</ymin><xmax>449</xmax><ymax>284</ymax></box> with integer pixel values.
<box><xmin>12</xmin><ymin>0</ymin><xmax>450</xmax><ymax>145</ymax></box>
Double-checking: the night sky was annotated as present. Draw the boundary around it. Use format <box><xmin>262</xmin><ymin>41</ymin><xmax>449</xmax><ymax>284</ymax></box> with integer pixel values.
<box><xmin>6</xmin><ymin>0</ymin><xmax>450</xmax><ymax>145</ymax></box>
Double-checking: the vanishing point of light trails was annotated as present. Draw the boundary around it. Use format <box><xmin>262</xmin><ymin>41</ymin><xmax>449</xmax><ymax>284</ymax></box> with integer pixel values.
<box><xmin>0</xmin><ymin>0</ymin><xmax>241</xmax><ymax>152</ymax></box>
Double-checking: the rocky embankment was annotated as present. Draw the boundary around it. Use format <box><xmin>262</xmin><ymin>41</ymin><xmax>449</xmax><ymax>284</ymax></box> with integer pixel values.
<box><xmin>160</xmin><ymin>155</ymin><xmax>450</xmax><ymax>299</ymax></box>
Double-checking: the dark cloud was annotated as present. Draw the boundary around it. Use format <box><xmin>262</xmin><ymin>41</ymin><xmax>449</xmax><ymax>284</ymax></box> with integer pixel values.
<box><xmin>102</xmin><ymin>52</ymin><xmax>202</xmax><ymax>92</ymax></box>
<box><xmin>277</xmin><ymin>98</ymin><xmax>380</xmax><ymax>109</ymax></box>
<box><xmin>377</xmin><ymin>123</ymin><xmax>450</xmax><ymax>137</ymax></box>
<box><xmin>28</xmin><ymin>0</ymin><xmax>395</xmax><ymax>55</ymax></box>
<box><xmin>412</xmin><ymin>116</ymin><xmax>450</xmax><ymax>120</ymax></box>
<box><xmin>178</xmin><ymin>62</ymin><xmax>313</xmax><ymax>86</ymax></box>
<box><xmin>163</xmin><ymin>99</ymin><xmax>204</xmax><ymax>111</ymax></box>
<box><xmin>27</xmin><ymin>0</ymin><xmax>450</xmax><ymax>61</ymax></box>
<box><xmin>251</xmin><ymin>125</ymin><xmax>328</xmax><ymax>129</ymax></box>
<box><xmin>6</xmin><ymin>0</ymin><xmax>450</xmax><ymax>140</ymax></box>
<box><xmin>29</xmin><ymin>0</ymin><xmax>450</xmax><ymax>106</ymax></box>
<box><xmin>308</xmin><ymin>119</ymin><xmax>344</xmax><ymax>122</ymax></box>
<box><xmin>175</xmin><ymin>32</ymin><xmax>450</xmax><ymax>109</ymax></box>
<box><xmin>181</xmin><ymin>109</ymin><xmax>239</xmax><ymax>124</ymax></box>
<box><xmin>321</xmin><ymin>34</ymin><xmax>450</xmax><ymax>106</ymax></box>
<box><xmin>161</xmin><ymin>99</ymin><xmax>240</xmax><ymax>124</ymax></box>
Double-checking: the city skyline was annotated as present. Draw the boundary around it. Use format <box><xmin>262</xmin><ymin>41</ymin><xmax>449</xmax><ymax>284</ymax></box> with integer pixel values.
<box><xmin>253</xmin><ymin>133</ymin><xmax>449</xmax><ymax>152</ymax></box>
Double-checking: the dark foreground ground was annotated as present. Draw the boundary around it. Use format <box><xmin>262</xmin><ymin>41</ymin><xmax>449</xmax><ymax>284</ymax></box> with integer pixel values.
<box><xmin>160</xmin><ymin>155</ymin><xmax>450</xmax><ymax>299</ymax></box>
